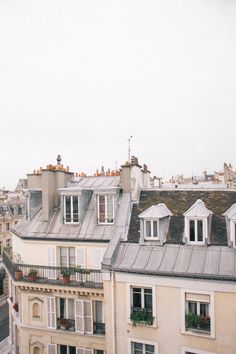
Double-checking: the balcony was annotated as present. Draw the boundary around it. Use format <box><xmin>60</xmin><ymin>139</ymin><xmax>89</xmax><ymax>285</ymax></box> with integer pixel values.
<box><xmin>3</xmin><ymin>252</ymin><xmax>103</xmax><ymax>289</ymax></box>
<box><xmin>93</xmin><ymin>322</ymin><xmax>105</xmax><ymax>335</ymax></box>
<box><xmin>57</xmin><ymin>318</ymin><xmax>75</xmax><ymax>331</ymax></box>
<box><xmin>185</xmin><ymin>313</ymin><xmax>211</xmax><ymax>332</ymax></box>
<box><xmin>130</xmin><ymin>307</ymin><xmax>154</xmax><ymax>326</ymax></box>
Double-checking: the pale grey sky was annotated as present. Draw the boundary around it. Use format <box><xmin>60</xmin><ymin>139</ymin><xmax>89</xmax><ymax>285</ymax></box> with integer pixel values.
<box><xmin>0</xmin><ymin>0</ymin><xmax>236</xmax><ymax>189</ymax></box>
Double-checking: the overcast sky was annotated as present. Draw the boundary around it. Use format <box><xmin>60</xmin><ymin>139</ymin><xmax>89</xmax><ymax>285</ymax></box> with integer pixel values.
<box><xmin>0</xmin><ymin>0</ymin><xmax>236</xmax><ymax>189</ymax></box>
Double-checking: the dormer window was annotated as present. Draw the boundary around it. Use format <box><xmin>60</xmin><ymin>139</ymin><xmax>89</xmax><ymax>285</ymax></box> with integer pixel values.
<box><xmin>223</xmin><ymin>203</ymin><xmax>236</xmax><ymax>248</ymax></box>
<box><xmin>145</xmin><ymin>220</ymin><xmax>158</xmax><ymax>239</ymax></box>
<box><xmin>97</xmin><ymin>195</ymin><xmax>114</xmax><ymax>224</ymax></box>
<box><xmin>64</xmin><ymin>196</ymin><xmax>79</xmax><ymax>223</ymax></box>
<box><xmin>139</xmin><ymin>203</ymin><xmax>172</xmax><ymax>244</ymax></box>
<box><xmin>184</xmin><ymin>199</ymin><xmax>212</xmax><ymax>245</ymax></box>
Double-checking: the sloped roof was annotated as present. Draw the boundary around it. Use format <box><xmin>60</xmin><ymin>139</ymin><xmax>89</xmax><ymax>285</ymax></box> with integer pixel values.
<box><xmin>183</xmin><ymin>199</ymin><xmax>212</xmax><ymax>217</ymax></box>
<box><xmin>110</xmin><ymin>243</ymin><xmax>236</xmax><ymax>281</ymax></box>
<box><xmin>223</xmin><ymin>202</ymin><xmax>236</xmax><ymax>220</ymax></box>
<box><xmin>65</xmin><ymin>176</ymin><xmax>120</xmax><ymax>189</ymax></box>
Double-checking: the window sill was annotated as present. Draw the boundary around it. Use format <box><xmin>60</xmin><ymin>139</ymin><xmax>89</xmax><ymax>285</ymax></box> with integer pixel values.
<box><xmin>182</xmin><ymin>328</ymin><xmax>214</xmax><ymax>339</ymax></box>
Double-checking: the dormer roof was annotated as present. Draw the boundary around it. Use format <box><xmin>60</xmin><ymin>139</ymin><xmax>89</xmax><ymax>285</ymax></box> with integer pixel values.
<box><xmin>183</xmin><ymin>199</ymin><xmax>213</xmax><ymax>218</ymax></box>
<box><xmin>138</xmin><ymin>203</ymin><xmax>172</xmax><ymax>219</ymax></box>
<box><xmin>223</xmin><ymin>202</ymin><xmax>236</xmax><ymax>220</ymax></box>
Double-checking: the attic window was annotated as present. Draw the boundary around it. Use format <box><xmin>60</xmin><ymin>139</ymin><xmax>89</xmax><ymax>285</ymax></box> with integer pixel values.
<box><xmin>97</xmin><ymin>195</ymin><xmax>114</xmax><ymax>224</ymax></box>
<box><xmin>139</xmin><ymin>203</ymin><xmax>172</xmax><ymax>243</ymax></box>
<box><xmin>223</xmin><ymin>203</ymin><xmax>236</xmax><ymax>248</ymax></box>
<box><xmin>184</xmin><ymin>199</ymin><xmax>212</xmax><ymax>245</ymax></box>
<box><xmin>64</xmin><ymin>196</ymin><xmax>79</xmax><ymax>223</ymax></box>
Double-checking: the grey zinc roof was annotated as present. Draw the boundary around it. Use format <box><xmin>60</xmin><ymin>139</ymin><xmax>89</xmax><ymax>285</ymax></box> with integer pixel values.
<box><xmin>65</xmin><ymin>176</ymin><xmax>120</xmax><ymax>189</ymax></box>
<box><xmin>110</xmin><ymin>243</ymin><xmax>236</xmax><ymax>280</ymax></box>
<box><xmin>13</xmin><ymin>184</ymin><xmax>130</xmax><ymax>242</ymax></box>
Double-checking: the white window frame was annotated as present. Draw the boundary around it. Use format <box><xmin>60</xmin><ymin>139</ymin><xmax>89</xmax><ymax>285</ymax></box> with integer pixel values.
<box><xmin>181</xmin><ymin>289</ymin><xmax>215</xmax><ymax>339</ymax></box>
<box><xmin>60</xmin><ymin>247</ymin><xmax>76</xmax><ymax>267</ymax></box>
<box><xmin>181</xmin><ymin>347</ymin><xmax>217</xmax><ymax>354</ymax></box>
<box><xmin>97</xmin><ymin>195</ymin><xmax>115</xmax><ymax>225</ymax></box>
<box><xmin>143</xmin><ymin>219</ymin><xmax>159</xmax><ymax>240</ymax></box>
<box><xmin>57</xmin><ymin>297</ymin><xmax>75</xmax><ymax>320</ymax></box>
<box><xmin>58</xmin><ymin>344</ymin><xmax>76</xmax><ymax>354</ymax></box>
<box><xmin>64</xmin><ymin>195</ymin><xmax>79</xmax><ymax>224</ymax></box>
<box><xmin>185</xmin><ymin>217</ymin><xmax>207</xmax><ymax>245</ymax></box>
<box><xmin>127</xmin><ymin>338</ymin><xmax>158</xmax><ymax>354</ymax></box>
<box><xmin>229</xmin><ymin>220</ymin><xmax>236</xmax><ymax>248</ymax></box>
<box><xmin>126</xmin><ymin>284</ymin><xmax>156</xmax><ymax>327</ymax></box>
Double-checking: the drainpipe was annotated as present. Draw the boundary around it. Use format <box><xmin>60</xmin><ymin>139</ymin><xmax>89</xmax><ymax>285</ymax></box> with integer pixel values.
<box><xmin>111</xmin><ymin>271</ymin><xmax>116</xmax><ymax>354</ymax></box>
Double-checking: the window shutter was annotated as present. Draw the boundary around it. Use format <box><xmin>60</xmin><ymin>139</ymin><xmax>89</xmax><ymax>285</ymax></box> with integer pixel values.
<box><xmin>84</xmin><ymin>350</ymin><xmax>93</xmax><ymax>354</ymax></box>
<box><xmin>48</xmin><ymin>246</ymin><xmax>57</xmax><ymax>279</ymax></box>
<box><xmin>92</xmin><ymin>248</ymin><xmax>104</xmax><ymax>270</ymax></box>
<box><xmin>47</xmin><ymin>344</ymin><xmax>57</xmax><ymax>354</ymax></box>
<box><xmin>84</xmin><ymin>300</ymin><xmax>93</xmax><ymax>334</ymax></box>
<box><xmin>76</xmin><ymin>248</ymin><xmax>86</xmax><ymax>282</ymax></box>
<box><xmin>76</xmin><ymin>349</ymin><xmax>85</xmax><ymax>354</ymax></box>
<box><xmin>75</xmin><ymin>299</ymin><xmax>84</xmax><ymax>333</ymax></box>
<box><xmin>47</xmin><ymin>297</ymin><xmax>56</xmax><ymax>329</ymax></box>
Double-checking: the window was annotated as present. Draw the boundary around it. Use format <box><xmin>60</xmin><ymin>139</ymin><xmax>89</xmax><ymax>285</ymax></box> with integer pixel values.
<box><xmin>0</xmin><ymin>279</ymin><xmax>3</xmax><ymax>295</ymax></box>
<box><xmin>60</xmin><ymin>247</ymin><xmax>75</xmax><ymax>267</ymax></box>
<box><xmin>183</xmin><ymin>291</ymin><xmax>213</xmax><ymax>335</ymax></box>
<box><xmin>144</xmin><ymin>220</ymin><xmax>158</xmax><ymax>239</ymax></box>
<box><xmin>181</xmin><ymin>348</ymin><xmax>216</xmax><ymax>354</ymax></box>
<box><xmin>94</xmin><ymin>301</ymin><xmax>105</xmax><ymax>334</ymax></box>
<box><xmin>6</xmin><ymin>223</ymin><xmax>10</xmax><ymax>231</ymax></box>
<box><xmin>189</xmin><ymin>219</ymin><xmax>203</xmax><ymax>242</ymax></box>
<box><xmin>57</xmin><ymin>298</ymin><xmax>75</xmax><ymax>331</ymax></box>
<box><xmin>58</xmin><ymin>345</ymin><xmax>76</xmax><ymax>354</ymax></box>
<box><xmin>132</xmin><ymin>342</ymin><xmax>155</xmax><ymax>354</ymax></box>
<box><xmin>64</xmin><ymin>196</ymin><xmax>79</xmax><ymax>223</ymax></box>
<box><xmin>97</xmin><ymin>195</ymin><xmax>114</xmax><ymax>224</ymax></box>
<box><xmin>130</xmin><ymin>287</ymin><xmax>153</xmax><ymax>326</ymax></box>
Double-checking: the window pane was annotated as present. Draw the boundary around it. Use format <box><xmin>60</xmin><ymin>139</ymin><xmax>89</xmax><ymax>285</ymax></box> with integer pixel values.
<box><xmin>59</xmin><ymin>345</ymin><xmax>67</xmax><ymax>354</ymax></box>
<box><xmin>145</xmin><ymin>344</ymin><xmax>155</xmax><ymax>354</ymax></box>
<box><xmin>153</xmin><ymin>221</ymin><xmax>158</xmax><ymax>237</ymax></box>
<box><xmin>59</xmin><ymin>298</ymin><xmax>66</xmax><ymax>318</ymax></box>
<box><xmin>95</xmin><ymin>300</ymin><xmax>103</xmax><ymax>323</ymax></box>
<box><xmin>197</xmin><ymin>220</ymin><xmax>203</xmax><ymax>241</ymax></box>
<box><xmin>60</xmin><ymin>247</ymin><xmax>67</xmax><ymax>267</ymax></box>
<box><xmin>68</xmin><ymin>299</ymin><xmax>75</xmax><ymax>319</ymax></box>
<box><xmin>133</xmin><ymin>288</ymin><xmax>141</xmax><ymax>308</ymax></box>
<box><xmin>98</xmin><ymin>196</ymin><xmax>105</xmax><ymax>223</ymax></box>
<box><xmin>72</xmin><ymin>196</ymin><xmax>79</xmax><ymax>222</ymax></box>
<box><xmin>69</xmin><ymin>347</ymin><xmax>76</xmax><ymax>354</ymax></box>
<box><xmin>200</xmin><ymin>303</ymin><xmax>209</xmax><ymax>317</ymax></box>
<box><xmin>189</xmin><ymin>220</ymin><xmax>195</xmax><ymax>241</ymax></box>
<box><xmin>65</xmin><ymin>196</ymin><xmax>71</xmax><ymax>222</ymax></box>
<box><xmin>145</xmin><ymin>221</ymin><xmax>151</xmax><ymax>237</ymax></box>
<box><xmin>69</xmin><ymin>248</ymin><xmax>75</xmax><ymax>266</ymax></box>
<box><xmin>188</xmin><ymin>301</ymin><xmax>197</xmax><ymax>314</ymax></box>
<box><xmin>144</xmin><ymin>291</ymin><xmax>152</xmax><ymax>310</ymax></box>
<box><xmin>133</xmin><ymin>342</ymin><xmax>143</xmax><ymax>354</ymax></box>
<box><xmin>107</xmin><ymin>195</ymin><xmax>114</xmax><ymax>223</ymax></box>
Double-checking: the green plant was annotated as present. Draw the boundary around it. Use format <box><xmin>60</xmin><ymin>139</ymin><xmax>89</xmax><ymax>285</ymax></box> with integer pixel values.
<box><xmin>28</xmin><ymin>268</ymin><xmax>37</xmax><ymax>275</ymax></box>
<box><xmin>130</xmin><ymin>308</ymin><xmax>154</xmax><ymax>327</ymax></box>
<box><xmin>186</xmin><ymin>313</ymin><xmax>210</xmax><ymax>331</ymax></box>
<box><xmin>61</xmin><ymin>267</ymin><xmax>75</xmax><ymax>276</ymax></box>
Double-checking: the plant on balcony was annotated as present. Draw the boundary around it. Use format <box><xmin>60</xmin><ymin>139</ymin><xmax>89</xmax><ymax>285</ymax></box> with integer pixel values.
<box><xmin>59</xmin><ymin>318</ymin><xmax>69</xmax><ymax>330</ymax></box>
<box><xmin>28</xmin><ymin>268</ymin><xmax>38</xmax><ymax>281</ymax></box>
<box><xmin>186</xmin><ymin>312</ymin><xmax>210</xmax><ymax>332</ymax></box>
<box><xmin>13</xmin><ymin>302</ymin><xmax>18</xmax><ymax>312</ymax></box>
<box><xmin>61</xmin><ymin>267</ymin><xmax>75</xmax><ymax>284</ymax></box>
<box><xmin>14</xmin><ymin>253</ymin><xmax>24</xmax><ymax>280</ymax></box>
<box><xmin>130</xmin><ymin>308</ymin><xmax>154</xmax><ymax>327</ymax></box>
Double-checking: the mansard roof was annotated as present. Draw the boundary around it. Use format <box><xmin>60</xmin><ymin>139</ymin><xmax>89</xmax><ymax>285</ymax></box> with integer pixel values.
<box><xmin>128</xmin><ymin>189</ymin><xmax>236</xmax><ymax>245</ymax></box>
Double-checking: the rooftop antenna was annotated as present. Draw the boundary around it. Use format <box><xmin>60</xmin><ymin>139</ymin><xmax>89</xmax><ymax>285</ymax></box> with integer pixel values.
<box><xmin>128</xmin><ymin>136</ymin><xmax>133</xmax><ymax>163</ymax></box>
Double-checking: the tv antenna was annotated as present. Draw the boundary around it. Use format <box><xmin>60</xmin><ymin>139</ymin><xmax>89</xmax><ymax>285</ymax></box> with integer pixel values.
<box><xmin>128</xmin><ymin>136</ymin><xmax>133</xmax><ymax>163</ymax></box>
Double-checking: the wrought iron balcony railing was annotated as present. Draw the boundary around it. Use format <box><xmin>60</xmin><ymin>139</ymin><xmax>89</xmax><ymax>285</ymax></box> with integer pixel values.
<box><xmin>93</xmin><ymin>322</ymin><xmax>105</xmax><ymax>335</ymax></box>
<box><xmin>3</xmin><ymin>251</ymin><xmax>103</xmax><ymax>289</ymax></box>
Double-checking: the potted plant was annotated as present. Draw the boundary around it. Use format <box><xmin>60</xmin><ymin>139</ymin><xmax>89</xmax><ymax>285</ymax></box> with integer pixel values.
<box><xmin>61</xmin><ymin>268</ymin><xmax>75</xmax><ymax>285</ymax></box>
<box><xmin>14</xmin><ymin>253</ymin><xmax>23</xmax><ymax>280</ymax></box>
<box><xmin>28</xmin><ymin>268</ymin><xmax>38</xmax><ymax>281</ymax></box>
<box><xmin>13</xmin><ymin>302</ymin><xmax>18</xmax><ymax>312</ymax></box>
<box><xmin>59</xmin><ymin>318</ymin><xmax>69</xmax><ymax>330</ymax></box>
<box><xmin>130</xmin><ymin>308</ymin><xmax>154</xmax><ymax>327</ymax></box>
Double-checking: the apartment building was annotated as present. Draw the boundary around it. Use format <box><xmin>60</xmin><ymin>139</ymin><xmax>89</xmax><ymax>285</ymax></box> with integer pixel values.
<box><xmin>3</xmin><ymin>156</ymin><xmax>236</xmax><ymax>354</ymax></box>
<box><xmin>3</xmin><ymin>156</ymin><xmax>150</xmax><ymax>354</ymax></box>
<box><xmin>103</xmin><ymin>189</ymin><xmax>236</xmax><ymax>354</ymax></box>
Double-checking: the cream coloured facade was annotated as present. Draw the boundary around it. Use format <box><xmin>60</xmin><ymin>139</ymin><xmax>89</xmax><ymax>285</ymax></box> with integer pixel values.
<box><xmin>3</xmin><ymin>156</ymin><xmax>236</xmax><ymax>354</ymax></box>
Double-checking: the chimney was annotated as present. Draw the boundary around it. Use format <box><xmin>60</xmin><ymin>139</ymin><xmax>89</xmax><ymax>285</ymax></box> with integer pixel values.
<box><xmin>142</xmin><ymin>164</ymin><xmax>151</xmax><ymax>188</ymax></box>
<box><xmin>27</xmin><ymin>156</ymin><xmax>73</xmax><ymax>221</ymax></box>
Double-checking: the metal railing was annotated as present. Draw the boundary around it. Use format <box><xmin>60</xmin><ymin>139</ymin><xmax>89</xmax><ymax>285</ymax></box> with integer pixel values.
<box><xmin>3</xmin><ymin>252</ymin><xmax>103</xmax><ymax>289</ymax></box>
<box><xmin>93</xmin><ymin>322</ymin><xmax>105</xmax><ymax>335</ymax></box>
<box><xmin>57</xmin><ymin>318</ymin><xmax>75</xmax><ymax>331</ymax></box>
